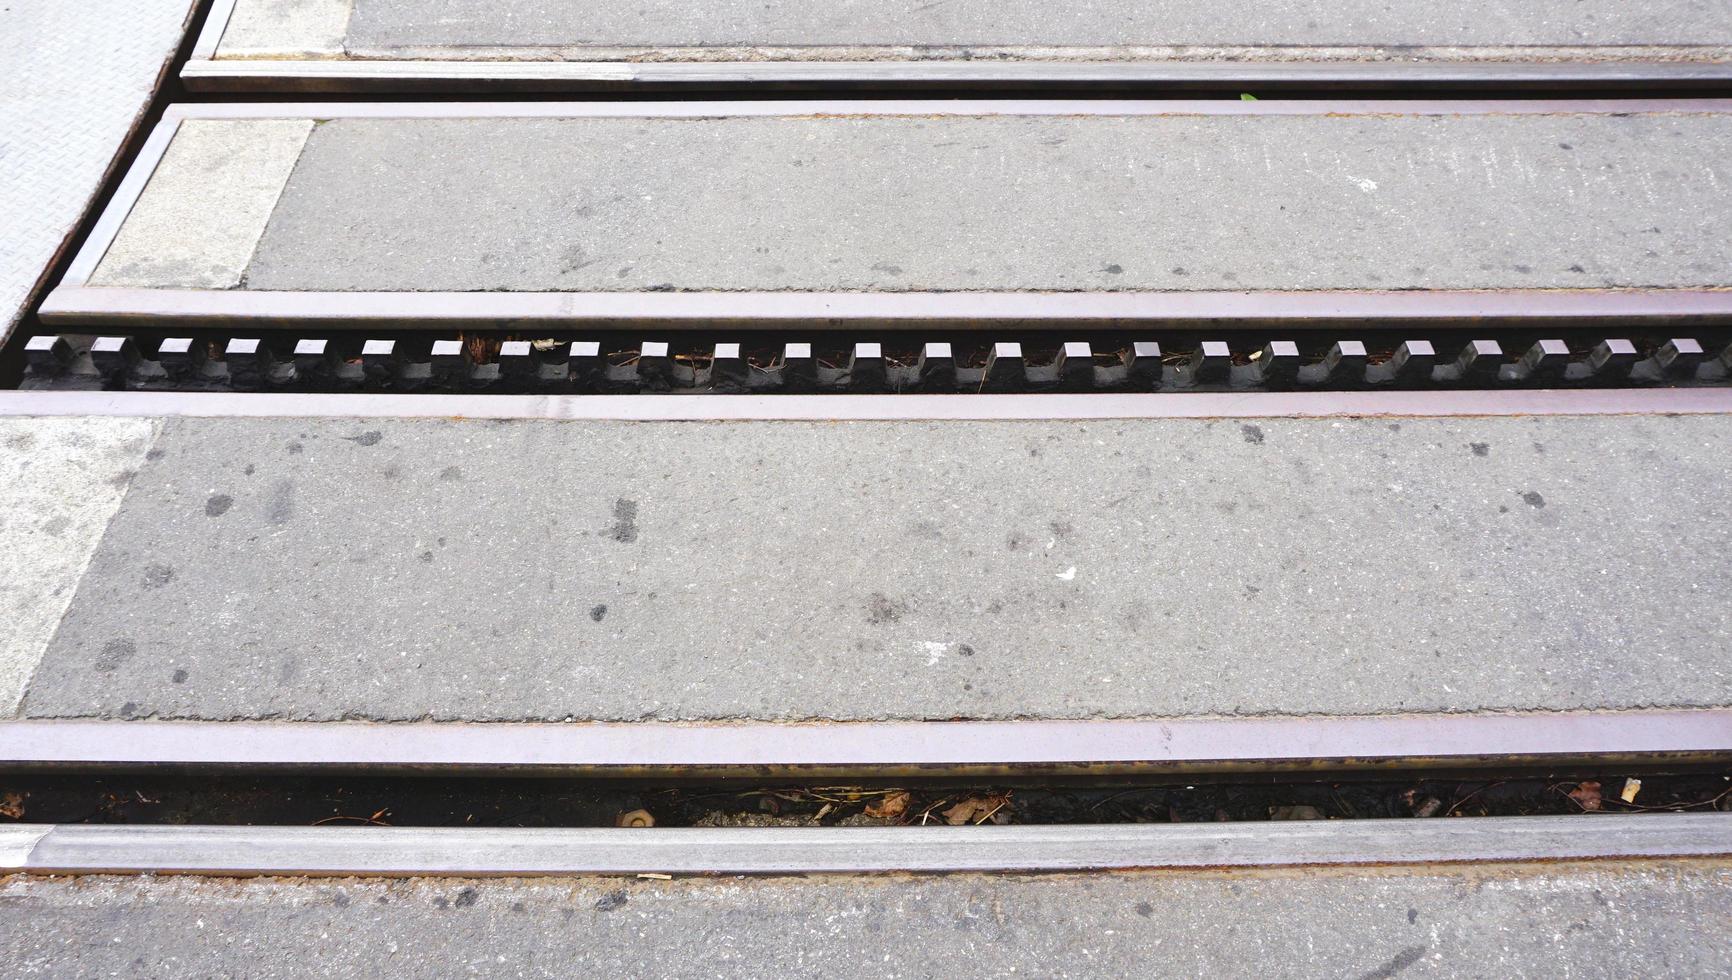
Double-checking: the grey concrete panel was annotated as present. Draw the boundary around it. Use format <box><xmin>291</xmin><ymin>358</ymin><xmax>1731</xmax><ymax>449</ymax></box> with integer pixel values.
<box><xmin>0</xmin><ymin>418</ymin><xmax>160</xmax><ymax>716</ymax></box>
<box><xmin>233</xmin><ymin>111</ymin><xmax>1732</xmax><ymax>293</ymax></box>
<box><xmin>20</xmin><ymin>414</ymin><xmax>1732</xmax><ymax>723</ymax></box>
<box><xmin>91</xmin><ymin>119</ymin><xmax>314</xmax><ymax>289</ymax></box>
<box><xmin>341</xmin><ymin>0</ymin><xmax>1732</xmax><ymax>52</ymax></box>
<box><xmin>3</xmin><ymin>863</ymin><xmax>1730</xmax><ymax>978</ymax></box>
<box><xmin>221</xmin><ymin>0</ymin><xmax>352</xmax><ymax>59</ymax></box>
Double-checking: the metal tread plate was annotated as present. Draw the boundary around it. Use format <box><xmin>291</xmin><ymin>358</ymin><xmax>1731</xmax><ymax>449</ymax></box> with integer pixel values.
<box><xmin>0</xmin><ymin>0</ymin><xmax>194</xmax><ymax>344</ymax></box>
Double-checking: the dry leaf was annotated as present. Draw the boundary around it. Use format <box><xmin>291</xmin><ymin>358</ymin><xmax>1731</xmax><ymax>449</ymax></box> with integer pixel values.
<box><xmin>865</xmin><ymin>791</ymin><xmax>912</xmax><ymax>821</ymax></box>
<box><xmin>943</xmin><ymin>794</ymin><xmax>1011</xmax><ymax>826</ymax></box>
<box><xmin>942</xmin><ymin>800</ymin><xmax>982</xmax><ymax>825</ymax></box>
<box><xmin>1568</xmin><ymin>781</ymin><xmax>1603</xmax><ymax>811</ymax></box>
<box><xmin>0</xmin><ymin>792</ymin><xmax>24</xmax><ymax>820</ymax></box>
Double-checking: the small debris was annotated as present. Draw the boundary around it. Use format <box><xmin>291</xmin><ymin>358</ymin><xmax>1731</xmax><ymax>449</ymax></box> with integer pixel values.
<box><xmin>943</xmin><ymin>794</ymin><xmax>1013</xmax><ymax>825</ymax></box>
<box><xmin>1268</xmin><ymin>805</ymin><xmax>1327</xmax><ymax>821</ymax></box>
<box><xmin>311</xmin><ymin>808</ymin><xmax>391</xmax><ymax>827</ymax></box>
<box><xmin>616</xmin><ymin>808</ymin><xmax>656</xmax><ymax>828</ymax></box>
<box><xmin>0</xmin><ymin>792</ymin><xmax>24</xmax><ymax>819</ymax></box>
<box><xmin>1568</xmin><ymin>781</ymin><xmax>1604</xmax><ymax>812</ymax></box>
<box><xmin>693</xmin><ymin>811</ymin><xmax>819</xmax><ymax>828</ymax></box>
<box><xmin>636</xmin><ymin>873</ymin><xmax>672</xmax><ymax>880</ymax></box>
<box><xmin>865</xmin><ymin>790</ymin><xmax>912</xmax><ymax>821</ymax></box>
<box><xmin>1402</xmin><ymin>789</ymin><xmax>1445</xmax><ymax>817</ymax></box>
<box><xmin>1056</xmin><ymin>567</ymin><xmax>1077</xmax><ymax>581</ymax></box>
<box><xmin>1620</xmin><ymin>778</ymin><xmax>1643</xmax><ymax>804</ymax></box>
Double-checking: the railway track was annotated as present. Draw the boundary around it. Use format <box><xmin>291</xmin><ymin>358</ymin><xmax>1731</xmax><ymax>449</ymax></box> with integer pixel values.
<box><xmin>3</xmin><ymin>1</ymin><xmax>1732</xmax><ymax>972</ymax></box>
<box><xmin>183</xmin><ymin>0</ymin><xmax>1732</xmax><ymax>95</ymax></box>
<box><xmin>4</xmin><ymin>715</ymin><xmax>1729</xmax><ymax>874</ymax></box>
<box><xmin>19</xmin><ymin>332</ymin><xmax>1732</xmax><ymax>396</ymax></box>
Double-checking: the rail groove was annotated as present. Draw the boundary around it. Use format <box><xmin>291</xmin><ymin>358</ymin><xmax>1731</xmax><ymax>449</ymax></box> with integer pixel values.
<box><xmin>21</xmin><ymin>334</ymin><xmax>1732</xmax><ymax>396</ymax></box>
<box><xmin>5</xmin><ymin>816</ymin><xmax>1731</xmax><ymax>877</ymax></box>
<box><xmin>178</xmin><ymin>59</ymin><xmax>1732</xmax><ymax>95</ymax></box>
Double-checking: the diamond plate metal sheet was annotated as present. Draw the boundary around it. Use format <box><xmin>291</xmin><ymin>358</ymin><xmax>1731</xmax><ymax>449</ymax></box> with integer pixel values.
<box><xmin>0</xmin><ymin>0</ymin><xmax>196</xmax><ymax>342</ymax></box>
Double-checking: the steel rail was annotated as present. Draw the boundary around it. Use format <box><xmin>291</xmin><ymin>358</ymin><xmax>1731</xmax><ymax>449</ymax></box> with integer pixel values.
<box><xmin>145</xmin><ymin>97</ymin><xmax>1732</xmax><ymax>119</ymax></box>
<box><xmin>179</xmin><ymin>0</ymin><xmax>1732</xmax><ymax>95</ymax></box>
<box><xmin>3</xmin><ymin>710</ymin><xmax>1728</xmax><ymax>777</ymax></box>
<box><xmin>2</xmin><ymin>388</ymin><xmax>1730</xmax><ymax>421</ymax></box>
<box><xmin>4</xmin><ymin>815</ymin><xmax>1730</xmax><ymax>877</ymax></box>
<box><xmin>178</xmin><ymin>57</ymin><xmax>1732</xmax><ymax>94</ymax></box>
<box><xmin>188</xmin><ymin>0</ymin><xmax>239</xmax><ymax>62</ymax></box>
<box><xmin>38</xmin><ymin>286</ymin><xmax>1732</xmax><ymax>330</ymax></box>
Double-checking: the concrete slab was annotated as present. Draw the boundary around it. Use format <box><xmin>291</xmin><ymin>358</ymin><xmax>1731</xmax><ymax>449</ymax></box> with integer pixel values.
<box><xmin>211</xmin><ymin>0</ymin><xmax>1732</xmax><ymax>61</ymax></box>
<box><xmin>17</xmin><ymin>414</ymin><xmax>1732</xmax><ymax>723</ymax></box>
<box><xmin>220</xmin><ymin>0</ymin><xmax>354</xmax><ymax>60</ymax></box>
<box><xmin>0</xmin><ymin>418</ymin><xmax>160</xmax><ymax>715</ymax></box>
<box><xmin>78</xmin><ymin>107</ymin><xmax>1732</xmax><ymax>296</ymax></box>
<box><xmin>90</xmin><ymin>119</ymin><xmax>314</xmax><ymax>289</ymax></box>
<box><xmin>3</xmin><ymin>862</ymin><xmax>1729</xmax><ymax>977</ymax></box>
<box><xmin>0</xmin><ymin>0</ymin><xmax>193</xmax><ymax>342</ymax></box>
